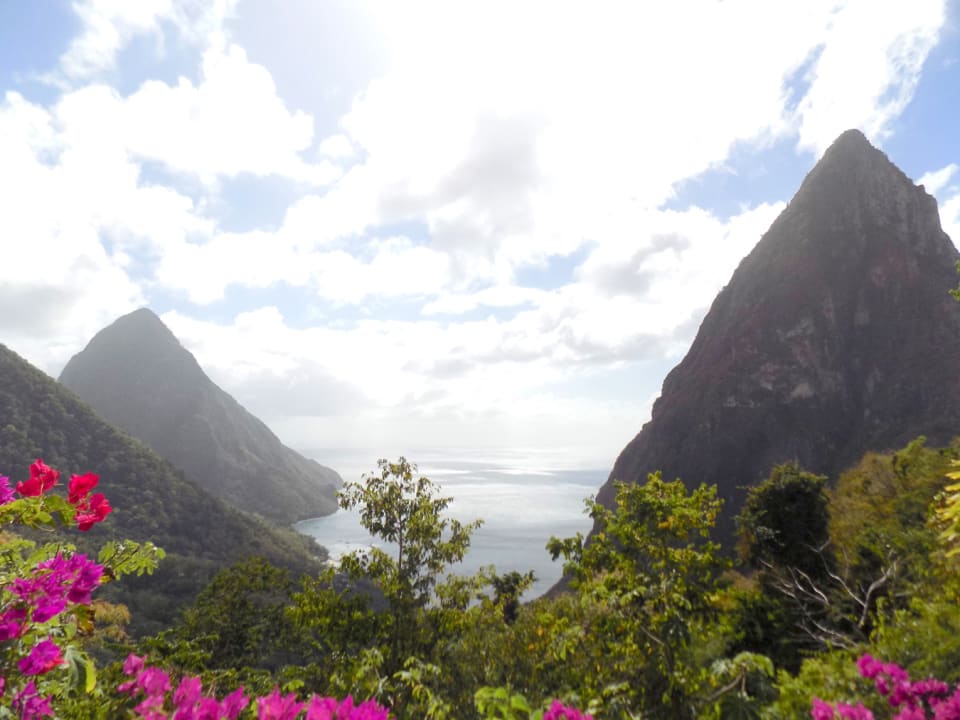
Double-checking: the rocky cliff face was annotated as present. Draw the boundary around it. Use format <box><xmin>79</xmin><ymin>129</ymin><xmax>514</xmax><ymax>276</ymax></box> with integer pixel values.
<box><xmin>60</xmin><ymin>309</ymin><xmax>342</xmax><ymax>523</ymax></box>
<box><xmin>602</xmin><ymin>130</ymin><xmax>960</xmax><ymax>541</ymax></box>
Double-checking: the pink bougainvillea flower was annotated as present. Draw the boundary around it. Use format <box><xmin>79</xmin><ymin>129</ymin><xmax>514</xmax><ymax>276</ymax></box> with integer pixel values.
<box><xmin>305</xmin><ymin>696</ymin><xmax>339</xmax><ymax>720</ymax></box>
<box><xmin>12</xmin><ymin>681</ymin><xmax>53</xmax><ymax>719</ymax></box>
<box><xmin>258</xmin><ymin>687</ymin><xmax>305</xmax><ymax>720</ymax></box>
<box><xmin>174</xmin><ymin>675</ymin><xmax>203</xmax><ymax>708</ymax></box>
<box><xmin>68</xmin><ymin>472</ymin><xmax>99</xmax><ymax>505</ymax></box>
<box><xmin>65</xmin><ymin>555</ymin><xmax>104</xmax><ymax>604</ymax></box>
<box><xmin>76</xmin><ymin>493</ymin><xmax>112</xmax><ymax>531</ymax></box>
<box><xmin>543</xmin><ymin>700</ymin><xmax>593</xmax><ymax>720</ymax></box>
<box><xmin>16</xmin><ymin>459</ymin><xmax>59</xmax><ymax>497</ymax></box>
<box><xmin>0</xmin><ymin>476</ymin><xmax>15</xmax><ymax>505</ymax></box>
<box><xmin>31</xmin><ymin>595</ymin><xmax>67</xmax><ymax>623</ymax></box>
<box><xmin>137</xmin><ymin>667</ymin><xmax>171</xmax><ymax>697</ymax></box>
<box><xmin>0</xmin><ymin>607</ymin><xmax>27</xmax><ymax>641</ymax></box>
<box><xmin>219</xmin><ymin>687</ymin><xmax>250</xmax><ymax>720</ymax></box>
<box><xmin>123</xmin><ymin>654</ymin><xmax>146</xmax><ymax>677</ymax></box>
<box><xmin>18</xmin><ymin>638</ymin><xmax>66</xmax><ymax>676</ymax></box>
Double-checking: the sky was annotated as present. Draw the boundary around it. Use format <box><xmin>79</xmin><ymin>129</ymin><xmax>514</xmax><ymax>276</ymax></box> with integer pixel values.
<box><xmin>1</xmin><ymin>1</ymin><xmax>959</xmax><ymax>471</ymax></box>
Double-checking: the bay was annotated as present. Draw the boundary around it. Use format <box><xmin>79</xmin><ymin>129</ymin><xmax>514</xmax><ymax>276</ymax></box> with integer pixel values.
<box><xmin>295</xmin><ymin>448</ymin><xmax>602</xmax><ymax>599</ymax></box>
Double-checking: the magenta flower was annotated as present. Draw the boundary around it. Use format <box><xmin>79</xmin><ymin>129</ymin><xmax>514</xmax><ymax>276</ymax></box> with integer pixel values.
<box><xmin>123</xmin><ymin>653</ymin><xmax>146</xmax><ymax>676</ymax></box>
<box><xmin>68</xmin><ymin>472</ymin><xmax>99</xmax><ymax>505</ymax></box>
<box><xmin>15</xmin><ymin>459</ymin><xmax>59</xmax><ymax>497</ymax></box>
<box><xmin>258</xmin><ymin>687</ymin><xmax>305</xmax><ymax>720</ymax></box>
<box><xmin>305</xmin><ymin>696</ymin><xmax>339</xmax><ymax>720</ymax></box>
<box><xmin>0</xmin><ymin>606</ymin><xmax>27</xmax><ymax>640</ymax></box>
<box><xmin>543</xmin><ymin>699</ymin><xmax>593</xmax><ymax>720</ymax></box>
<box><xmin>137</xmin><ymin>667</ymin><xmax>171</xmax><ymax>697</ymax></box>
<box><xmin>12</xmin><ymin>681</ymin><xmax>53</xmax><ymax>719</ymax></box>
<box><xmin>0</xmin><ymin>476</ymin><xmax>14</xmax><ymax>505</ymax></box>
<box><xmin>18</xmin><ymin>638</ymin><xmax>65</xmax><ymax>676</ymax></box>
<box><xmin>219</xmin><ymin>687</ymin><xmax>250</xmax><ymax>719</ymax></box>
<box><xmin>174</xmin><ymin>675</ymin><xmax>203</xmax><ymax>708</ymax></box>
<box><xmin>304</xmin><ymin>695</ymin><xmax>389</xmax><ymax>720</ymax></box>
<box><xmin>76</xmin><ymin>492</ymin><xmax>112</xmax><ymax>531</ymax></box>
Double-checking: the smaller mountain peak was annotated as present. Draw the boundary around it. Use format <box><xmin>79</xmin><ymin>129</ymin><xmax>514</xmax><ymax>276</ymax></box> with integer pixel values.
<box><xmin>116</xmin><ymin>307</ymin><xmax>164</xmax><ymax>326</ymax></box>
<box><xmin>126</xmin><ymin>307</ymin><xmax>160</xmax><ymax>320</ymax></box>
<box><xmin>106</xmin><ymin>308</ymin><xmax>178</xmax><ymax>342</ymax></box>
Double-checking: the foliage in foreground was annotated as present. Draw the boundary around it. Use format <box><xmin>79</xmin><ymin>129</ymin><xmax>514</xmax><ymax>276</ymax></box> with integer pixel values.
<box><xmin>4</xmin><ymin>432</ymin><xmax>960</xmax><ymax>719</ymax></box>
<box><xmin>0</xmin><ymin>457</ymin><xmax>591</xmax><ymax>719</ymax></box>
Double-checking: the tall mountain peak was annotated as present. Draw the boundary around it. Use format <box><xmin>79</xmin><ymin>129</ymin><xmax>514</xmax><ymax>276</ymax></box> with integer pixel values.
<box><xmin>601</xmin><ymin>130</ymin><xmax>960</xmax><ymax>541</ymax></box>
<box><xmin>60</xmin><ymin>309</ymin><xmax>342</xmax><ymax>523</ymax></box>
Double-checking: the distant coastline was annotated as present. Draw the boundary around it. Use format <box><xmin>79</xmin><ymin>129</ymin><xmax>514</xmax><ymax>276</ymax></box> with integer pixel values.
<box><xmin>296</xmin><ymin>448</ymin><xmax>602</xmax><ymax>598</ymax></box>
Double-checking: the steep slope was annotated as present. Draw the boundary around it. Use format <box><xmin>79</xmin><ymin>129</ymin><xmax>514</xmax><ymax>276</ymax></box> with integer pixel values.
<box><xmin>0</xmin><ymin>344</ymin><xmax>324</xmax><ymax>634</ymax></box>
<box><xmin>59</xmin><ymin>309</ymin><xmax>341</xmax><ymax>524</ymax></box>
<box><xmin>602</xmin><ymin>129</ymin><xmax>960</xmax><ymax>542</ymax></box>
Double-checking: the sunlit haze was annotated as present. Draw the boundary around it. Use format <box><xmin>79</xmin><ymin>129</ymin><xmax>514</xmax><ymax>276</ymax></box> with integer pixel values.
<box><xmin>2</xmin><ymin>0</ymin><xmax>958</xmax><ymax>469</ymax></box>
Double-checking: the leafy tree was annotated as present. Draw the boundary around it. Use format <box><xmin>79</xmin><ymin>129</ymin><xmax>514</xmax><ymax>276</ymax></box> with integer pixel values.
<box><xmin>830</xmin><ymin>439</ymin><xmax>957</xmax><ymax>608</ymax></box>
<box><xmin>489</xmin><ymin>570</ymin><xmax>535</xmax><ymax>624</ymax></box>
<box><xmin>733</xmin><ymin>464</ymin><xmax>836</xmax><ymax>670</ymax></box>
<box><xmin>174</xmin><ymin>557</ymin><xmax>296</xmax><ymax>672</ymax></box>
<box><xmin>737</xmin><ymin>463</ymin><xmax>832</xmax><ymax>578</ymax></box>
<box><xmin>337</xmin><ymin>457</ymin><xmax>482</xmax><ymax>671</ymax></box>
<box><xmin>547</xmin><ymin>473</ymin><xmax>728</xmax><ymax>718</ymax></box>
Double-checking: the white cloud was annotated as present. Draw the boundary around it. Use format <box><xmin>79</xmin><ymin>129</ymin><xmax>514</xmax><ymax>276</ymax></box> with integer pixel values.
<box><xmin>318</xmin><ymin>134</ymin><xmax>356</xmax><ymax>160</ymax></box>
<box><xmin>46</xmin><ymin>0</ymin><xmax>942</xmax><ymax>312</ymax></box>
<box><xmin>0</xmin><ymin>92</ymin><xmax>147</xmax><ymax>371</ymax></box>
<box><xmin>155</xmin><ymin>232</ymin><xmax>451</xmax><ymax>305</ymax></box>
<box><xmin>121</xmin><ymin>45</ymin><xmax>337</xmax><ymax>183</ymax></box>
<box><xmin>919</xmin><ymin>164</ymin><xmax>959</xmax><ymax>196</ymax></box>
<box><xmin>268</xmin><ymin>0</ymin><xmax>945</xmax><ymax>291</ymax></box>
<box><xmin>51</xmin><ymin>45</ymin><xmax>337</xmax><ymax>185</ymax></box>
<box><xmin>56</xmin><ymin>0</ymin><xmax>239</xmax><ymax>83</ymax></box>
<box><xmin>917</xmin><ymin>164</ymin><xmax>960</xmax><ymax>247</ymax></box>
<box><xmin>153</xmin><ymin>201</ymin><xmax>783</xmax><ymax>452</ymax></box>
<box><xmin>161</xmin><ymin>305</ymin><xmax>657</xmax><ymax>458</ymax></box>
<box><xmin>794</xmin><ymin>0</ymin><xmax>945</xmax><ymax>154</ymax></box>
<box><xmin>58</xmin><ymin>0</ymin><xmax>174</xmax><ymax>81</ymax></box>
<box><xmin>940</xmin><ymin>192</ymin><xmax>960</xmax><ymax>248</ymax></box>
<box><xmin>423</xmin><ymin>286</ymin><xmax>548</xmax><ymax>316</ymax></box>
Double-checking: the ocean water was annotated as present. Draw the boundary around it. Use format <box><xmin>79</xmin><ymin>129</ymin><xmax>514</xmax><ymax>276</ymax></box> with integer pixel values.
<box><xmin>295</xmin><ymin>448</ymin><xmax>603</xmax><ymax>599</ymax></box>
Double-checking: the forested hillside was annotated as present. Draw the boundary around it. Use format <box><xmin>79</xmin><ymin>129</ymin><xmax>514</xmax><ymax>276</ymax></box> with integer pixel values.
<box><xmin>0</xmin><ymin>343</ymin><xmax>324</xmax><ymax>635</ymax></box>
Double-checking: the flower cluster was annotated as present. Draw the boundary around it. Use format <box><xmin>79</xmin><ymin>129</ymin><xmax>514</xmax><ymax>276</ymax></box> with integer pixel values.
<box><xmin>0</xmin><ymin>552</ymin><xmax>104</xmax><ymax>640</ymax></box>
<box><xmin>0</xmin><ymin>459</ymin><xmax>112</xmax><ymax>532</ymax></box>
<box><xmin>812</xmin><ymin>654</ymin><xmax>960</xmax><ymax>720</ymax></box>
<box><xmin>14</xmin><ymin>460</ymin><xmax>59</xmax><ymax>498</ymax></box>
<box><xmin>12</xmin><ymin>681</ymin><xmax>53</xmax><ymax>719</ymax></box>
<box><xmin>119</xmin><ymin>654</ymin><xmax>391</xmax><ymax>720</ymax></box>
<box><xmin>67</xmin><ymin>471</ymin><xmax>112</xmax><ymax>531</ymax></box>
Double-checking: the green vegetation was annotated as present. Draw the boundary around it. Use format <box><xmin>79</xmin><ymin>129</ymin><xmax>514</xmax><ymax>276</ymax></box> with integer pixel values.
<box><xmin>0</xmin><ymin>344</ymin><xmax>325</xmax><ymax>635</ymax></box>
<box><xmin>4</xmin><ymin>438</ymin><xmax>960</xmax><ymax>718</ymax></box>
<box><xmin>102</xmin><ymin>441</ymin><xmax>959</xmax><ymax>718</ymax></box>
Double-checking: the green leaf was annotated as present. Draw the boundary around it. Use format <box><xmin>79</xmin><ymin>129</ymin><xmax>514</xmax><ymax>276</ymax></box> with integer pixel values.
<box><xmin>65</xmin><ymin>645</ymin><xmax>97</xmax><ymax>694</ymax></box>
